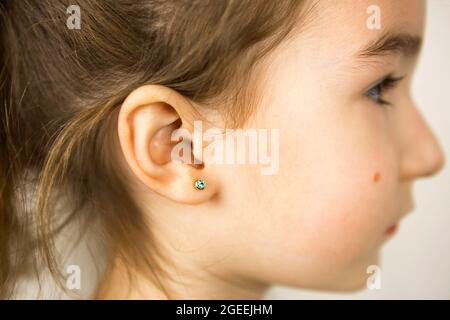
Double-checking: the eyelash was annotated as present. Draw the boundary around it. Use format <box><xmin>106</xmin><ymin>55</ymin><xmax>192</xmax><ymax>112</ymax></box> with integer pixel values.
<box><xmin>365</xmin><ymin>75</ymin><xmax>405</xmax><ymax>106</ymax></box>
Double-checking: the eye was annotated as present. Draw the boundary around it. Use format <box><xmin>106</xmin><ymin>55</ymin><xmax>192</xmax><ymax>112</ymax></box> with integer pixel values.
<box><xmin>365</xmin><ymin>75</ymin><xmax>404</xmax><ymax>106</ymax></box>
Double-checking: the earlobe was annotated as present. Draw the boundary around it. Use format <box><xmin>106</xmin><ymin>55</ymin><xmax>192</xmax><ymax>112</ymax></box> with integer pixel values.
<box><xmin>117</xmin><ymin>85</ymin><xmax>219</xmax><ymax>204</ymax></box>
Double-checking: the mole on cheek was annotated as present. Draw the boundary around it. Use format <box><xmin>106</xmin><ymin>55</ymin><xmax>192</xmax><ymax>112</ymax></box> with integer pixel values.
<box><xmin>373</xmin><ymin>171</ymin><xmax>381</xmax><ymax>183</ymax></box>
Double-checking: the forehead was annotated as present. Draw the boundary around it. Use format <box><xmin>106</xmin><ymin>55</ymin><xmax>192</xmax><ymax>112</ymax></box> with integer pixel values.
<box><xmin>309</xmin><ymin>0</ymin><xmax>425</xmax><ymax>34</ymax></box>
<box><xmin>279</xmin><ymin>0</ymin><xmax>426</xmax><ymax>68</ymax></box>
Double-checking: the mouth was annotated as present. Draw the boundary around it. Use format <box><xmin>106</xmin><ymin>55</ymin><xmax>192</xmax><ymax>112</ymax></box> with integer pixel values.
<box><xmin>384</xmin><ymin>201</ymin><xmax>415</xmax><ymax>237</ymax></box>
<box><xmin>384</xmin><ymin>224</ymin><xmax>398</xmax><ymax>236</ymax></box>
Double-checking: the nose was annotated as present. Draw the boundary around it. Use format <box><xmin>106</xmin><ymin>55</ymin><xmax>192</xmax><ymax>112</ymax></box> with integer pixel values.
<box><xmin>399</xmin><ymin>104</ymin><xmax>445</xmax><ymax>181</ymax></box>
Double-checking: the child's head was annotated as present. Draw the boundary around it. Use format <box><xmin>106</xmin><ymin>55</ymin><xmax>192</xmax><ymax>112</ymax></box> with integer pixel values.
<box><xmin>0</xmin><ymin>0</ymin><xmax>444</xmax><ymax>299</ymax></box>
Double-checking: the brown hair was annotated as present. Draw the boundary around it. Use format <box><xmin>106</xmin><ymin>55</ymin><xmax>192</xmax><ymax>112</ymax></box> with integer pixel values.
<box><xmin>0</xmin><ymin>0</ymin><xmax>309</xmax><ymax>298</ymax></box>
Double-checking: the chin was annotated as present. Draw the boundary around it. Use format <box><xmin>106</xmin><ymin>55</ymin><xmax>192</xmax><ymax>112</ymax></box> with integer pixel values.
<box><xmin>325</xmin><ymin>276</ymin><xmax>370</xmax><ymax>293</ymax></box>
<box><xmin>309</xmin><ymin>251</ymin><xmax>382</xmax><ymax>293</ymax></box>
<box><xmin>331</xmin><ymin>251</ymin><xmax>382</xmax><ymax>292</ymax></box>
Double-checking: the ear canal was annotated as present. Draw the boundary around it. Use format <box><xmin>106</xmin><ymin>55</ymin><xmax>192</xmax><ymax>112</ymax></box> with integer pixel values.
<box><xmin>150</xmin><ymin>119</ymin><xmax>183</xmax><ymax>165</ymax></box>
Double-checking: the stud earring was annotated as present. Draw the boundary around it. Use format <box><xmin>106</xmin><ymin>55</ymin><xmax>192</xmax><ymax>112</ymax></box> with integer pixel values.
<box><xmin>194</xmin><ymin>179</ymin><xmax>206</xmax><ymax>190</ymax></box>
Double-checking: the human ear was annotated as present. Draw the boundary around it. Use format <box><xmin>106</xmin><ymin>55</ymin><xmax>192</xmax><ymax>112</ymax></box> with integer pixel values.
<box><xmin>117</xmin><ymin>84</ymin><xmax>218</xmax><ymax>204</ymax></box>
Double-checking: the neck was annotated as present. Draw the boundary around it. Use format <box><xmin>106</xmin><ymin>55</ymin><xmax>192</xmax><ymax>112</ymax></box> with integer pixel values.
<box><xmin>95</xmin><ymin>254</ymin><xmax>269</xmax><ymax>299</ymax></box>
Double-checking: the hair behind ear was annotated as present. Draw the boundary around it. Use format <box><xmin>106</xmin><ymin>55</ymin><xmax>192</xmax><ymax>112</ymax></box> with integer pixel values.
<box><xmin>0</xmin><ymin>0</ymin><xmax>308</xmax><ymax>298</ymax></box>
<box><xmin>1</xmin><ymin>1</ymin><xmax>16</xmax><ymax>297</ymax></box>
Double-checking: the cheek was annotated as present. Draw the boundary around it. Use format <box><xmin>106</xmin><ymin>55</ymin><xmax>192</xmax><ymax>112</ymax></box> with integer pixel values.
<box><xmin>227</xmin><ymin>88</ymin><xmax>401</xmax><ymax>287</ymax></box>
<box><xmin>294</xmin><ymin>168</ymin><xmax>392</xmax><ymax>249</ymax></box>
<box><xmin>249</xmin><ymin>119</ymin><xmax>400</xmax><ymax>287</ymax></box>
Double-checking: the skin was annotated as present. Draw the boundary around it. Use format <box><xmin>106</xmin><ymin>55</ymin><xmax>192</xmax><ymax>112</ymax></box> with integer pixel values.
<box><xmin>96</xmin><ymin>0</ymin><xmax>445</xmax><ymax>299</ymax></box>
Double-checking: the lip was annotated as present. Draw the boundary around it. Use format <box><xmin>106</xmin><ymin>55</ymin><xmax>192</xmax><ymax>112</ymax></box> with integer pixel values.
<box><xmin>384</xmin><ymin>224</ymin><xmax>398</xmax><ymax>236</ymax></box>
<box><xmin>384</xmin><ymin>203</ymin><xmax>415</xmax><ymax>237</ymax></box>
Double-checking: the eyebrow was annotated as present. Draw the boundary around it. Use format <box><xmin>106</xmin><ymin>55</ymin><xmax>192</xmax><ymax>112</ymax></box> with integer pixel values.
<box><xmin>358</xmin><ymin>33</ymin><xmax>423</xmax><ymax>59</ymax></box>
